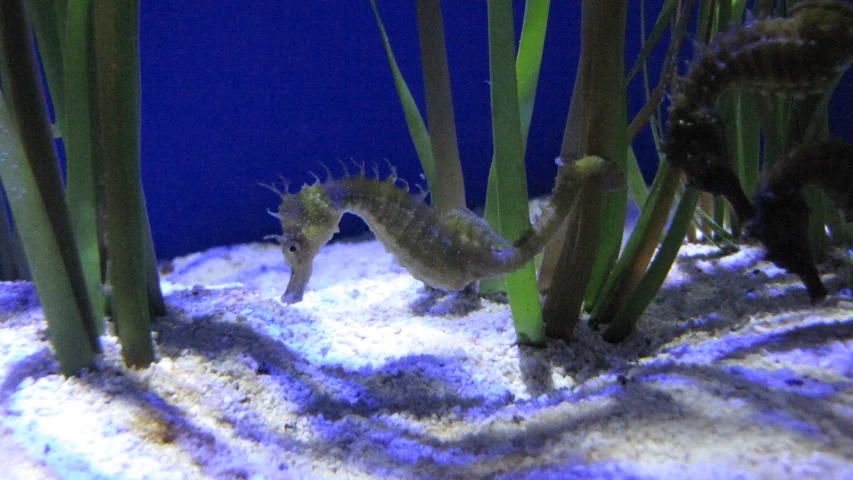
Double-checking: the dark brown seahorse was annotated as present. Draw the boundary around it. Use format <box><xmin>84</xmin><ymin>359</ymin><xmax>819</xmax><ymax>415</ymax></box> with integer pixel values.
<box><xmin>268</xmin><ymin>158</ymin><xmax>621</xmax><ymax>304</ymax></box>
<box><xmin>667</xmin><ymin>0</ymin><xmax>853</xmax><ymax>207</ymax></box>
<box><xmin>750</xmin><ymin>140</ymin><xmax>853</xmax><ymax>301</ymax></box>
<box><xmin>665</xmin><ymin>0</ymin><xmax>853</xmax><ymax>301</ymax></box>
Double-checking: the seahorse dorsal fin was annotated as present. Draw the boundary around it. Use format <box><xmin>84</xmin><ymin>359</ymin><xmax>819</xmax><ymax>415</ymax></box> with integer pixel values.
<box><xmin>319</xmin><ymin>162</ymin><xmax>334</xmax><ymax>182</ymax></box>
<box><xmin>382</xmin><ymin>159</ymin><xmax>398</xmax><ymax>183</ymax></box>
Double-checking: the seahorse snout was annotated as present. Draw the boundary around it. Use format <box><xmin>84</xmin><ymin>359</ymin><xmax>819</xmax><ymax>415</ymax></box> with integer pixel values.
<box><xmin>281</xmin><ymin>259</ymin><xmax>313</xmax><ymax>304</ymax></box>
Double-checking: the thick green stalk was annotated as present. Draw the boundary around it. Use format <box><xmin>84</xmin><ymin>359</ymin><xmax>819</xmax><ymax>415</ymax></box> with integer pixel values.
<box><xmin>0</xmin><ymin>194</ymin><xmax>19</xmax><ymax>280</ymax></box>
<box><xmin>24</xmin><ymin>0</ymin><xmax>67</xmax><ymax>134</ymax></box>
<box><xmin>581</xmin><ymin>95</ymin><xmax>629</xmax><ymax>309</ymax></box>
<box><xmin>486</xmin><ymin>0</ymin><xmax>545</xmax><ymax>346</ymax></box>
<box><xmin>0</xmin><ymin>0</ymin><xmax>99</xmax><ymax>374</ymax></box>
<box><xmin>589</xmin><ymin>161</ymin><xmax>680</xmax><ymax>325</ymax></box>
<box><xmin>415</xmin><ymin>0</ymin><xmax>465</xmax><ymax>213</ymax></box>
<box><xmin>541</xmin><ymin>0</ymin><xmax>628</xmax><ymax>338</ymax></box>
<box><xmin>543</xmin><ymin>178</ymin><xmax>607</xmax><ymax>340</ymax></box>
<box><xmin>481</xmin><ymin>0</ymin><xmax>550</xmax><ymax>294</ymax></box>
<box><xmin>586</xmin><ymin>0</ymin><xmax>698</xmax><ymax>331</ymax></box>
<box><xmin>64</xmin><ymin>0</ymin><xmax>107</xmax><ymax>323</ymax></box>
<box><xmin>602</xmin><ymin>187</ymin><xmax>699</xmax><ymax>342</ymax></box>
<box><xmin>92</xmin><ymin>0</ymin><xmax>153</xmax><ymax>367</ymax></box>
<box><xmin>0</xmin><ymin>100</ymin><xmax>98</xmax><ymax>374</ymax></box>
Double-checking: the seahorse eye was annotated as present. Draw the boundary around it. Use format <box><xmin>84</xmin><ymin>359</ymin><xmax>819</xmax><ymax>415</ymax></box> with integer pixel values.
<box><xmin>289</xmin><ymin>244</ymin><xmax>298</xmax><ymax>253</ymax></box>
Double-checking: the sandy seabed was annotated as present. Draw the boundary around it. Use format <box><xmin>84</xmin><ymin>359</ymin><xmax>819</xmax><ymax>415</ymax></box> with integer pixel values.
<box><xmin>1</xmin><ymin>238</ymin><xmax>852</xmax><ymax>479</ymax></box>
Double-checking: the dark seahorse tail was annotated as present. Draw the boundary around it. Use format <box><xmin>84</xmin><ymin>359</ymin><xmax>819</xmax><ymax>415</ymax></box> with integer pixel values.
<box><xmin>750</xmin><ymin>185</ymin><xmax>827</xmax><ymax>302</ymax></box>
<box><xmin>749</xmin><ymin>140</ymin><xmax>853</xmax><ymax>302</ymax></box>
<box><xmin>666</xmin><ymin>0</ymin><xmax>853</xmax><ymax>222</ymax></box>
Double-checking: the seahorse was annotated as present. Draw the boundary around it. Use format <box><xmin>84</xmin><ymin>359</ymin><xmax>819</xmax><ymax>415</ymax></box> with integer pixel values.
<box><xmin>666</xmin><ymin>0</ymin><xmax>853</xmax><ymax>222</ymax></box>
<box><xmin>268</xmin><ymin>157</ymin><xmax>621</xmax><ymax>304</ymax></box>
<box><xmin>750</xmin><ymin>140</ymin><xmax>853</xmax><ymax>301</ymax></box>
<box><xmin>664</xmin><ymin>0</ymin><xmax>853</xmax><ymax>302</ymax></box>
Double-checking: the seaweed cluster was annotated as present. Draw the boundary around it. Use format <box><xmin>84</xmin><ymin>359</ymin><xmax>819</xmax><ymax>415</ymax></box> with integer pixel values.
<box><xmin>665</xmin><ymin>0</ymin><xmax>853</xmax><ymax>301</ymax></box>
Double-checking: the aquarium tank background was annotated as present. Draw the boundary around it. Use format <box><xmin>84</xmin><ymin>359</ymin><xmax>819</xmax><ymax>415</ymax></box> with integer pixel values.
<box><xmin>140</xmin><ymin>2</ymin><xmax>852</xmax><ymax>259</ymax></box>
<box><xmin>3</xmin><ymin>2</ymin><xmax>853</xmax><ymax>477</ymax></box>
<box><xmin>1</xmin><ymin>0</ymin><xmax>853</xmax><ymax>374</ymax></box>
<box><xmin>140</xmin><ymin>1</ymin><xmax>578</xmax><ymax>259</ymax></box>
<box><xmin>138</xmin><ymin>1</ymin><xmax>683</xmax><ymax>257</ymax></box>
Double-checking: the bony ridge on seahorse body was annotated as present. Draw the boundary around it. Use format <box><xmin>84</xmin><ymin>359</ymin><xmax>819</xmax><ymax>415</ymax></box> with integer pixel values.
<box><xmin>268</xmin><ymin>156</ymin><xmax>622</xmax><ymax>304</ymax></box>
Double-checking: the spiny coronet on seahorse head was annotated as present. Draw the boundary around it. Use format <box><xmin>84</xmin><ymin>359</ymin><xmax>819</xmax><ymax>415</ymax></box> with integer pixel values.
<box><xmin>269</xmin><ymin>180</ymin><xmax>341</xmax><ymax>304</ymax></box>
<box><xmin>268</xmin><ymin>160</ymin><xmax>429</xmax><ymax>304</ymax></box>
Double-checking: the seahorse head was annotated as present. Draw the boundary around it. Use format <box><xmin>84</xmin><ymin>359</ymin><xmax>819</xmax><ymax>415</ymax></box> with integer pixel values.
<box><xmin>270</xmin><ymin>182</ymin><xmax>342</xmax><ymax>304</ymax></box>
<box><xmin>665</xmin><ymin>106</ymin><xmax>729</xmax><ymax>175</ymax></box>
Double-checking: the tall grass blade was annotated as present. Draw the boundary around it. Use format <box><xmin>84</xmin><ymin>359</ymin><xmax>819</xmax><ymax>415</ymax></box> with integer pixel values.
<box><xmin>63</xmin><ymin>0</ymin><xmax>107</xmax><ymax>323</ymax></box>
<box><xmin>24</xmin><ymin>0</ymin><xmax>67</xmax><ymax>132</ymax></box>
<box><xmin>415</xmin><ymin>0</ymin><xmax>465</xmax><ymax>212</ymax></box>
<box><xmin>481</xmin><ymin>0</ymin><xmax>550</xmax><ymax>294</ymax></box>
<box><xmin>486</xmin><ymin>0</ymin><xmax>545</xmax><ymax>345</ymax></box>
<box><xmin>0</xmin><ymin>0</ymin><xmax>99</xmax><ymax>374</ymax></box>
<box><xmin>602</xmin><ymin>187</ymin><xmax>699</xmax><ymax>342</ymax></box>
<box><xmin>626</xmin><ymin>0</ymin><xmax>677</xmax><ymax>84</ymax></box>
<box><xmin>625</xmin><ymin>146</ymin><xmax>649</xmax><ymax>209</ymax></box>
<box><xmin>0</xmin><ymin>99</ymin><xmax>98</xmax><ymax>374</ymax></box>
<box><xmin>589</xmin><ymin>161</ymin><xmax>680</xmax><ymax>325</ymax></box>
<box><xmin>91</xmin><ymin>0</ymin><xmax>153</xmax><ymax>366</ymax></box>
<box><xmin>541</xmin><ymin>0</ymin><xmax>628</xmax><ymax>339</ymax></box>
<box><xmin>367</xmin><ymin>0</ymin><xmax>436</xmax><ymax>200</ymax></box>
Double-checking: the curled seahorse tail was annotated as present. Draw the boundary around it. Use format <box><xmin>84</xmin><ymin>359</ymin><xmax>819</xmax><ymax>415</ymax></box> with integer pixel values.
<box><xmin>509</xmin><ymin>156</ymin><xmax>623</xmax><ymax>265</ymax></box>
<box><xmin>747</xmin><ymin>139</ymin><xmax>853</xmax><ymax>303</ymax></box>
<box><xmin>750</xmin><ymin>186</ymin><xmax>827</xmax><ymax>302</ymax></box>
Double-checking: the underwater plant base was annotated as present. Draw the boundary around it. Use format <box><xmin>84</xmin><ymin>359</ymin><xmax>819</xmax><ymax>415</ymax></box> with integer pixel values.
<box><xmin>1</xmin><ymin>238</ymin><xmax>852</xmax><ymax>479</ymax></box>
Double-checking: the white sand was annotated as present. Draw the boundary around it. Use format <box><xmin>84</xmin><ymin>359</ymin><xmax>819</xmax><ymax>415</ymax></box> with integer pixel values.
<box><xmin>1</xmin><ymin>239</ymin><xmax>852</xmax><ymax>479</ymax></box>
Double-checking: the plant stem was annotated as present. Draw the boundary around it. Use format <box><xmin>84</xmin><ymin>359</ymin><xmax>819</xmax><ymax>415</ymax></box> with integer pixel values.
<box><xmin>0</xmin><ymin>194</ymin><xmax>19</xmax><ymax>280</ymax></box>
<box><xmin>64</xmin><ymin>0</ymin><xmax>108</xmax><ymax>324</ymax></box>
<box><xmin>415</xmin><ymin>0</ymin><xmax>465</xmax><ymax>213</ymax></box>
<box><xmin>92</xmin><ymin>0</ymin><xmax>153</xmax><ymax>367</ymax></box>
<box><xmin>481</xmin><ymin>0</ymin><xmax>550</xmax><ymax>295</ymax></box>
<box><xmin>0</xmin><ymin>0</ymin><xmax>99</xmax><ymax>374</ymax></box>
<box><xmin>543</xmin><ymin>178</ymin><xmax>607</xmax><ymax>340</ymax></box>
<box><xmin>541</xmin><ymin>0</ymin><xmax>628</xmax><ymax>339</ymax></box>
<box><xmin>590</xmin><ymin>163</ymin><xmax>680</xmax><ymax>326</ymax></box>
<box><xmin>602</xmin><ymin>187</ymin><xmax>699</xmax><ymax>341</ymax></box>
<box><xmin>486</xmin><ymin>0</ymin><xmax>545</xmax><ymax>346</ymax></box>
<box><xmin>367</xmin><ymin>0</ymin><xmax>437</xmax><ymax>191</ymax></box>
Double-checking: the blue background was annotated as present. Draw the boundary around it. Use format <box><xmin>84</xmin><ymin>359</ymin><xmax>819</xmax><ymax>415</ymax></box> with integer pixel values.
<box><xmin>138</xmin><ymin>1</ymin><xmax>853</xmax><ymax>259</ymax></box>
